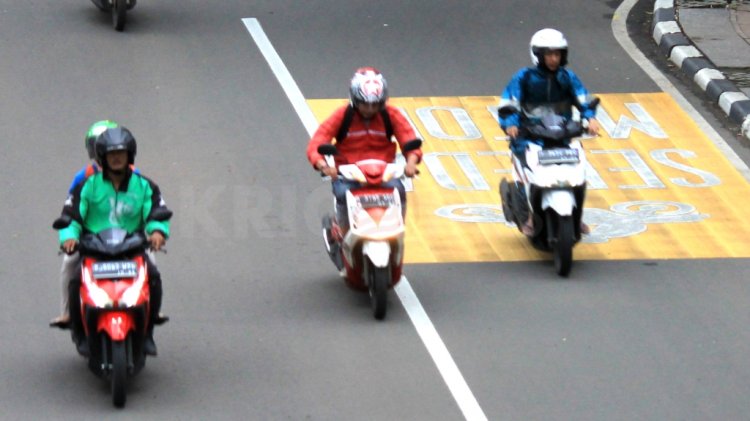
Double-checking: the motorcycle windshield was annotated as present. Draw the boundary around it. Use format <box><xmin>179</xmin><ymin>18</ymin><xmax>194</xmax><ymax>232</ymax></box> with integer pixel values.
<box><xmin>80</xmin><ymin>228</ymin><xmax>147</xmax><ymax>256</ymax></box>
<box><xmin>100</xmin><ymin>227</ymin><xmax>128</xmax><ymax>245</ymax></box>
<box><xmin>525</xmin><ymin>115</ymin><xmax>583</xmax><ymax>142</ymax></box>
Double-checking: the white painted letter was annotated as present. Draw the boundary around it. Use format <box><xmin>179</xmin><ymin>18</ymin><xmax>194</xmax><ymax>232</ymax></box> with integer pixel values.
<box><xmin>423</xmin><ymin>152</ymin><xmax>490</xmax><ymax>191</ymax></box>
<box><xmin>597</xmin><ymin>103</ymin><xmax>668</xmax><ymax>139</ymax></box>
<box><xmin>650</xmin><ymin>149</ymin><xmax>720</xmax><ymax>187</ymax></box>
<box><xmin>590</xmin><ymin>149</ymin><xmax>665</xmax><ymax>189</ymax></box>
<box><xmin>416</xmin><ymin>107</ymin><xmax>482</xmax><ymax>140</ymax></box>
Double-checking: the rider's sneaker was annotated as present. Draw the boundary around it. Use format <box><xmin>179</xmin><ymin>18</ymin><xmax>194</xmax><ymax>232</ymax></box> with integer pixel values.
<box><xmin>338</xmin><ymin>267</ymin><xmax>347</xmax><ymax>278</ymax></box>
<box><xmin>580</xmin><ymin>222</ymin><xmax>591</xmax><ymax>235</ymax></box>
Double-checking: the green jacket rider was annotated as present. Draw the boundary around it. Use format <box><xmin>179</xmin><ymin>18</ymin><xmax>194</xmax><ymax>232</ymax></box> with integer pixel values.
<box><xmin>56</xmin><ymin>126</ymin><xmax>170</xmax><ymax>357</ymax></box>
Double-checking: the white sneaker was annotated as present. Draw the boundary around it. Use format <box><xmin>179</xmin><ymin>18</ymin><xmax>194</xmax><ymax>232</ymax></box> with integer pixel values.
<box><xmin>338</xmin><ymin>268</ymin><xmax>347</xmax><ymax>278</ymax></box>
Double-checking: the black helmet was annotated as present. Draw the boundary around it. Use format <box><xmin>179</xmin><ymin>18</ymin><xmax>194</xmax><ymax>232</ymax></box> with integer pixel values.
<box><xmin>95</xmin><ymin>126</ymin><xmax>137</xmax><ymax>168</ymax></box>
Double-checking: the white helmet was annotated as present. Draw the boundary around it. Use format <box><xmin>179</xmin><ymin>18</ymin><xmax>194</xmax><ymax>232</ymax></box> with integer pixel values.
<box><xmin>529</xmin><ymin>28</ymin><xmax>568</xmax><ymax>67</ymax></box>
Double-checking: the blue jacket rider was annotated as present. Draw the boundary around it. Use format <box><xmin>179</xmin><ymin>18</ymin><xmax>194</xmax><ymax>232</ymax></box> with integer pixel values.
<box><xmin>498</xmin><ymin>28</ymin><xmax>600</xmax><ymax>159</ymax></box>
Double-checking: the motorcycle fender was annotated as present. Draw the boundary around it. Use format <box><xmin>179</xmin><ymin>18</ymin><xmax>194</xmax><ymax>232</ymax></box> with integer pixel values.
<box><xmin>363</xmin><ymin>241</ymin><xmax>391</xmax><ymax>268</ymax></box>
<box><xmin>541</xmin><ymin>190</ymin><xmax>575</xmax><ymax>216</ymax></box>
<box><xmin>97</xmin><ymin>311</ymin><xmax>134</xmax><ymax>341</ymax></box>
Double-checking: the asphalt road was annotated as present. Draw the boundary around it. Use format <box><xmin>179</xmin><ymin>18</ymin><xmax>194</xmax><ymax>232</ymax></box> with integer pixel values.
<box><xmin>1</xmin><ymin>0</ymin><xmax>749</xmax><ymax>419</ymax></box>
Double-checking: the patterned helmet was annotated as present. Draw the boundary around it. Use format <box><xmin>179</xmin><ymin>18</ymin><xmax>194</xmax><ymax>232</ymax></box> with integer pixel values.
<box><xmin>349</xmin><ymin>67</ymin><xmax>388</xmax><ymax>107</ymax></box>
<box><xmin>529</xmin><ymin>28</ymin><xmax>568</xmax><ymax>68</ymax></box>
<box><xmin>85</xmin><ymin>120</ymin><xmax>119</xmax><ymax>159</ymax></box>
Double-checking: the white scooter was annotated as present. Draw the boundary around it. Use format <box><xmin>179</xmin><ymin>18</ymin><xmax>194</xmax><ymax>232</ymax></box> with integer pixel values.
<box><xmin>499</xmin><ymin>102</ymin><xmax>597</xmax><ymax>277</ymax></box>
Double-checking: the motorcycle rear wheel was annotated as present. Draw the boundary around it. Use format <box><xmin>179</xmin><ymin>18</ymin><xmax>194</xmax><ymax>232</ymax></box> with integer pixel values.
<box><xmin>111</xmin><ymin>340</ymin><xmax>127</xmax><ymax>407</ymax></box>
<box><xmin>369</xmin><ymin>266</ymin><xmax>390</xmax><ymax>320</ymax></box>
<box><xmin>112</xmin><ymin>0</ymin><xmax>127</xmax><ymax>31</ymax></box>
<box><xmin>554</xmin><ymin>215</ymin><xmax>574</xmax><ymax>277</ymax></box>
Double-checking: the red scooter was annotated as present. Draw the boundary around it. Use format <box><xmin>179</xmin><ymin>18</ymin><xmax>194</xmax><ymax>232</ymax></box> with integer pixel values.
<box><xmin>71</xmin><ymin>227</ymin><xmax>153</xmax><ymax>407</ymax></box>
<box><xmin>319</xmin><ymin>140</ymin><xmax>420</xmax><ymax>320</ymax></box>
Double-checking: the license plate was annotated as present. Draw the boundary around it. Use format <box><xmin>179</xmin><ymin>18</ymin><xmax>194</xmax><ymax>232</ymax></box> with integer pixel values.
<box><xmin>92</xmin><ymin>261</ymin><xmax>138</xmax><ymax>279</ymax></box>
<box><xmin>538</xmin><ymin>148</ymin><xmax>580</xmax><ymax>165</ymax></box>
<box><xmin>358</xmin><ymin>194</ymin><xmax>396</xmax><ymax>209</ymax></box>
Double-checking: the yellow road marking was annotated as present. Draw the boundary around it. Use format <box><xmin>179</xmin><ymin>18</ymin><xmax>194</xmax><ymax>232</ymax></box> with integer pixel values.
<box><xmin>308</xmin><ymin>94</ymin><xmax>750</xmax><ymax>263</ymax></box>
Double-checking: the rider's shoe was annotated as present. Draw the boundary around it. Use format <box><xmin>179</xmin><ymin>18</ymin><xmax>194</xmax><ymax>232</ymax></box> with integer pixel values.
<box><xmin>49</xmin><ymin>315</ymin><xmax>71</xmax><ymax>329</ymax></box>
<box><xmin>580</xmin><ymin>222</ymin><xmax>591</xmax><ymax>234</ymax></box>
<box><xmin>154</xmin><ymin>313</ymin><xmax>170</xmax><ymax>325</ymax></box>
<box><xmin>144</xmin><ymin>324</ymin><xmax>158</xmax><ymax>356</ymax></box>
<box><xmin>520</xmin><ymin>215</ymin><xmax>535</xmax><ymax>236</ymax></box>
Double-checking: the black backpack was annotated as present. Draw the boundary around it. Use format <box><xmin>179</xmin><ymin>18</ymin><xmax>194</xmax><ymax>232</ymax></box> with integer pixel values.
<box><xmin>335</xmin><ymin>105</ymin><xmax>394</xmax><ymax>144</ymax></box>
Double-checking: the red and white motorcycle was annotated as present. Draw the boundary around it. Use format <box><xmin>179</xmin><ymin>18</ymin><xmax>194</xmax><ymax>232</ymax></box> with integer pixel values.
<box><xmin>318</xmin><ymin>141</ymin><xmax>420</xmax><ymax>320</ymax></box>
<box><xmin>499</xmin><ymin>101</ymin><xmax>598</xmax><ymax>277</ymax></box>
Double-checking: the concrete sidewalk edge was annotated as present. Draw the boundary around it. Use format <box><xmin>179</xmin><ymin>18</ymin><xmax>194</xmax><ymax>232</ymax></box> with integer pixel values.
<box><xmin>651</xmin><ymin>0</ymin><xmax>750</xmax><ymax>141</ymax></box>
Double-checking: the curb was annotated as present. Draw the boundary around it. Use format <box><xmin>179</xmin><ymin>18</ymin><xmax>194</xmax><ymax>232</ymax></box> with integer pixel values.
<box><xmin>651</xmin><ymin>0</ymin><xmax>750</xmax><ymax>141</ymax></box>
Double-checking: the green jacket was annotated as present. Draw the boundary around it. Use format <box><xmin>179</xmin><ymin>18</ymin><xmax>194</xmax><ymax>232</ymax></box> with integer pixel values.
<box><xmin>58</xmin><ymin>169</ymin><xmax>171</xmax><ymax>244</ymax></box>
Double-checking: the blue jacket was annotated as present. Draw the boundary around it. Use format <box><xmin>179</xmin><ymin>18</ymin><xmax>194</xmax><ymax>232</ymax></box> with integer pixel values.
<box><xmin>498</xmin><ymin>66</ymin><xmax>597</xmax><ymax>147</ymax></box>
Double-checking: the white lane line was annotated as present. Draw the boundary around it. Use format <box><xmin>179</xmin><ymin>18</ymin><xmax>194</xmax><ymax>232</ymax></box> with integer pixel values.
<box><xmin>242</xmin><ymin>18</ymin><xmax>319</xmax><ymax>136</ymax></box>
<box><xmin>241</xmin><ymin>17</ymin><xmax>488</xmax><ymax>421</ymax></box>
<box><xmin>612</xmin><ymin>0</ymin><xmax>750</xmax><ymax>181</ymax></box>
<box><xmin>394</xmin><ymin>278</ymin><xmax>488</xmax><ymax>421</ymax></box>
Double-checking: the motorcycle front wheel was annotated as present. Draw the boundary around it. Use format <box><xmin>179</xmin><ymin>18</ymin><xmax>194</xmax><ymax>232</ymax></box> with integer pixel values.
<box><xmin>111</xmin><ymin>340</ymin><xmax>127</xmax><ymax>407</ymax></box>
<box><xmin>112</xmin><ymin>0</ymin><xmax>127</xmax><ymax>31</ymax></box>
<box><xmin>553</xmin><ymin>215</ymin><xmax>574</xmax><ymax>277</ymax></box>
<box><xmin>368</xmin><ymin>265</ymin><xmax>390</xmax><ymax>320</ymax></box>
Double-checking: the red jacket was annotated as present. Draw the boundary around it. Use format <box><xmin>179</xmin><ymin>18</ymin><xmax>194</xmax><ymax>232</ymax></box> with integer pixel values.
<box><xmin>307</xmin><ymin>105</ymin><xmax>422</xmax><ymax>169</ymax></box>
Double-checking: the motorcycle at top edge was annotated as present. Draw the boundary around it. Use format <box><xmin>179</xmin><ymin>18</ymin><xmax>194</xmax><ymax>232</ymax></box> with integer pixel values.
<box><xmin>90</xmin><ymin>0</ymin><xmax>136</xmax><ymax>31</ymax></box>
<box><xmin>499</xmin><ymin>98</ymin><xmax>599</xmax><ymax>277</ymax></box>
<box><xmin>318</xmin><ymin>139</ymin><xmax>421</xmax><ymax>320</ymax></box>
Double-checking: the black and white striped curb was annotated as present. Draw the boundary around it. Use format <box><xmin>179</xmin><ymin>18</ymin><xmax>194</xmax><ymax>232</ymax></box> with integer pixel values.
<box><xmin>652</xmin><ymin>0</ymin><xmax>750</xmax><ymax>140</ymax></box>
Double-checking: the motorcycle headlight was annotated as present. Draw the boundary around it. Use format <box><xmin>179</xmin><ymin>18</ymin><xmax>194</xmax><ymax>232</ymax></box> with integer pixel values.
<box><xmin>119</xmin><ymin>265</ymin><xmax>147</xmax><ymax>307</ymax></box>
<box><xmin>83</xmin><ymin>267</ymin><xmax>113</xmax><ymax>308</ymax></box>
